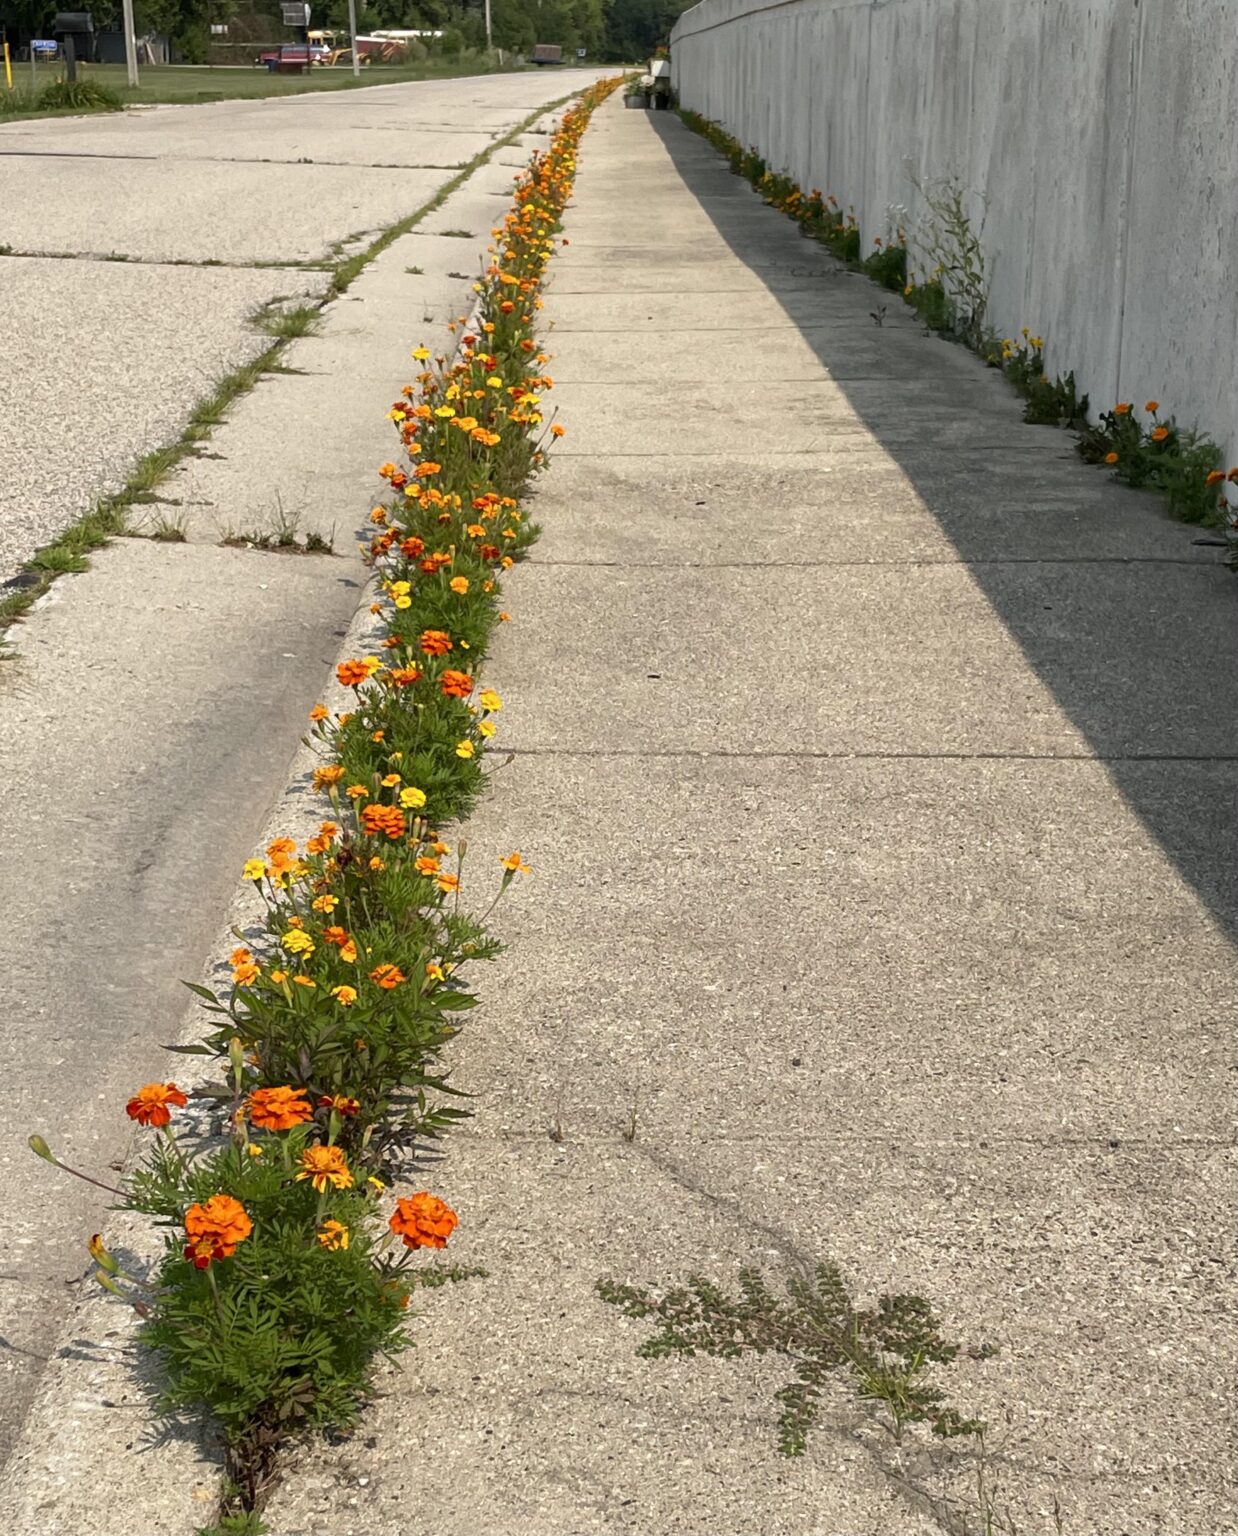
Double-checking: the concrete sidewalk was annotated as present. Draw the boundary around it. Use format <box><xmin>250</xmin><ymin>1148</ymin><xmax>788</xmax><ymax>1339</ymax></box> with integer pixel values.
<box><xmin>0</xmin><ymin>78</ymin><xmax>607</xmax><ymax>1474</ymax></box>
<box><xmin>273</xmin><ymin>100</ymin><xmax>1230</xmax><ymax>1536</ymax></box>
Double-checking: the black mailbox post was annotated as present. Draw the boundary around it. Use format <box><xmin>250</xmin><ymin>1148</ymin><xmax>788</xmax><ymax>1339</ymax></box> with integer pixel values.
<box><xmin>51</xmin><ymin>11</ymin><xmax>94</xmax><ymax>80</ymax></box>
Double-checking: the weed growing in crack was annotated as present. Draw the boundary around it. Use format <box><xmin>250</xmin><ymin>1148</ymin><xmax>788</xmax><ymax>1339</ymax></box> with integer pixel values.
<box><xmin>598</xmin><ymin>1262</ymin><xmax>987</xmax><ymax>1454</ymax></box>
<box><xmin>906</xmin><ymin>171</ymin><xmax>988</xmax><ymax>346</ymax></box>
<box><xmin>148</xmin><ymin>508</ymin><xmax>190</xmax><ymax>543</ymax></box>
<box><xmin>253</xmin><ymin>303</ymin><xmax>322</xmax><ymax>341</ymax></box>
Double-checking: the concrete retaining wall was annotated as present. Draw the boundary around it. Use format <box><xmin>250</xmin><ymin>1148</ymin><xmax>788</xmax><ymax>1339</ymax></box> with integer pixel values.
<box><xmin>670</xmin><ymin>0</ymin><xmax>1238</xmax><ymax>465</ymax></box>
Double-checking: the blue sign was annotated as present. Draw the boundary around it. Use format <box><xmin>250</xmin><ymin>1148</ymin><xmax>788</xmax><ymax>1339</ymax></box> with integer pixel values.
<box><xmin>31</xmin><ymin>39</ymin><xmax>58</xmax><ymax>52</ymax></box>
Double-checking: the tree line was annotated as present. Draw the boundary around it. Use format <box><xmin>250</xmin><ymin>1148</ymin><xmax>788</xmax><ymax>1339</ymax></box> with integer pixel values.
<box><xmin>0</xmin><ymin>0</ymin><xmax>692</xmax><ymax>63</ymax></box>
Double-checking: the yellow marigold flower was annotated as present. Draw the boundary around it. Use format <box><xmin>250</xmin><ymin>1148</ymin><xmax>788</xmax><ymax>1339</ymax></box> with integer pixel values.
<box><xmin>479</xmin><ymin>720</ymin><xmax>496</xmax><ymax>738</ymax></box>
<box><xmin>501</xmin><ymin>851</ymin><xmax>530</xmax><ymax>874</ymax></box>
<box><xmin>317</xmin><ymin>1219</ymin><xmax>350</xmax><ymax>1252</ymax></box>
<box><xmin>449</xmin><ymin>576</ymin><xmax>469</xmax><ymax>595</ymax></box>
<box><xmin>243</xmin><ymin>858</ymin><xmax>266</xmax><ymax>883</ymax></box>
<box><xmin>346</xmin><ymin>784</ymin><xmax>370</xmax><ymax>800</ymax></box>
<box><xmin>381</xmin><ymin>773</ymin><xmax>402</xmax><ymax>787</ymax></box>
<box><xmin>455</xmin><ymin>740</ymin><xmax>475</xmax><ymax>759</ymax></box>
<box><xmin>412</xmin><ymin>346</ymin><xmax>431</xmax><ymax>361</ymax></box>
<box><xmin>399</xmin><ymin>786</ymin><xmax>427</xmax><ymax>809</ymax></box>
<box><xmin>312</xmin><ymin>894</ymin><xmax>339</xmax><ymax>913</ymax></box>
<box><xmin>332</xmin><ymin>985</ymin><xmax>358</xmax><ymax>1007</ymax></box>
<box><xmin>282</xmin><ymin>930</ymin><xmax>315</xmax><ymax>956</ymax></box>
<box><xmin>296</xmin><ymin>1144</ymin><xmax>353</xmax><ymax>1193</ymax></box>
<box><xmin>478</xmin><ymin>689</ymin><xmax>502</xmax><ymax>712</ymax></box>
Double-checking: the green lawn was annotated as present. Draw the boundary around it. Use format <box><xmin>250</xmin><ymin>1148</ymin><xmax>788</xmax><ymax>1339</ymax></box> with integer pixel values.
<box><xmin>0</xmin><ymin>55</ymin><xmax>537</xmax><ymax>118</ymax></box>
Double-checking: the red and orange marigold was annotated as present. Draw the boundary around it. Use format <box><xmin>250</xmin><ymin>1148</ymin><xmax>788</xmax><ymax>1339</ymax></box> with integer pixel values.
<box><xmin>440</xmin><ymin>669</ymin><xmax>474</xmax><ymax>699</ymax></box>
<box><xmin>126</xmin><ymin>1082</ymin><xmax>188</xmax><ymax>1128</ymax></box>
<box><xmin>183</xmin><ymin>1194</ymin><xmax>253</xmax><ymax>1269</ymax></box>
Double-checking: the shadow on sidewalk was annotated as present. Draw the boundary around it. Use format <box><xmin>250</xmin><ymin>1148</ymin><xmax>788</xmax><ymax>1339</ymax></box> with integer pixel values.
<box><xmin>644</xmin><ymin>111</ymin><xmax>1238</xmax><ymax>952</ymax></box>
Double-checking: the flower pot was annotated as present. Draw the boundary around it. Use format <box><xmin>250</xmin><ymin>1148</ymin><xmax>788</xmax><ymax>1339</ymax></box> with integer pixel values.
<box><xmin>624</xmin><ymin>94</ymin><xmax>644</xmax><ymax>108</ymax></box>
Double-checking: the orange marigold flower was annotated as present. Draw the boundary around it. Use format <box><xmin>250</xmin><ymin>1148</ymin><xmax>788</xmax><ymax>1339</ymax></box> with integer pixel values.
<box><xmin>233</xmin><ymin>960</ymin><xmax>260</xmax><ymax>986</ymax></box>
<box><xmin>1151</xmin><ymin>426</ymin><xmax>1169</xmax><ymax>443</ymax></box>
<box><xmin>248</xmin><ymin>1085</ymin><xmax>313</xmax><ymax>1131</ymax></box>
<box><xmin>1205</xmin><ymin>470</ymin><xmax>1226</xmax><ymax>487</ymax></box>
<box><xmin>266</xmin><ymin>835</ymin><xmax>298</xmax><ymax>869</ymax></box>
<box><xmin>313</xmin><ymin>764</ymin><xmax>345</xmax><ymax>790</ymax></box>
<box><xmin>309</xmin><ymin>704</ymin><xmax>329</xmax><ymax>723</ymax></box>
<box><xmin>322</xmin><ymin>925</ymin><xmax>350</xmax><ymax>947</ymax></box>
<box><xmin>388</xmin><ymin>1192</ymin><xmax>458</xmax><ymax>1250</ymax></box>
<box><xmin>415</xmin><ymin>855</ymin><xmax>440</xmax><ymax>876</ymax></box>
<box><xmin>296</xmin><ymin>1144</ymin><xmax>353</xmax><ymax>1193</ymax></box>
<box><xmin>1104</xmin><ymin>452</ymin><xmax>1120</xmax><ymax>465</ymax></box>
<box><xmin>184</xmin><ymin>1194</ymin><xmax>252</xmax><ymax>1268</ymax></box>
<box><xmin>360</xmin><ymin>804</ymin><xmax>406</xmax><ymax>840</ymax></box>
<box><xmin>318</xmin><ymin>1094</ymin><xmax>361</xmax><ymax>1117</ymax></box>
<box><xmin>346</xmin><ymin>783</ymin><xmax>370</xmax><ymax>800</ymax></box>
<box><xmin>390</xmin><ymin>666</ymin><xmax>422</xmax><ymax>687</ymax></box>
<box><xmin>1145</xmin><ymin>400</ymin><xmax>1160</xmax><ymax>413</ymax></box>
<box><xmin>550</xmin><ymin>424</ymin><xmax>566</xmax><ymax>438</ymax></box>
<box><xmin>501</xmin><ymin>851</ymin><xmax>530</xmax><ymax>875</ymax></box>
<box><xmin>415</xmin><ymin>461</ymin><xmax>442</xmax><ymax>478</ymax></box>
<box><xmin>440</xmin><ymin>669</ymin><xmax>474</xmax><ymax>698</ymax></box>
<box><xmin>1114</xmin><ymin>402</ymin><xmax>1132</xmax><ymax>416</ymax></box>
<box><xmin>126</xmin><ymin>1082</ymin><xmax>188</xmax><ymax>1128</ymax></box>
<box><xmin>337</xmin><ymin>657</ymin><xmax>381</xmax><ymax>689</ymax></box>
<box><xmin>317</xmin><ymin>1219</ymin><xmax>350</xmax><ymax>1252</ymax></box>
<box><xmin>419</xmin><ymin>629</ymin><xmax>453</xmax><ymax>655</ymax></box>
<box><xmin>331</xmin><ymin>984</ymin><xmax>358</xmax><ymax>1006</ymax></box>
<box><xmin>449</xmin><ymin>576</ymin><xmax>469</xmax><ymax>595</ymax></box>
<box><xmin>369</xmin><ymin>963</ymin><xmax>407</xmax><ymax>989</ymax></box>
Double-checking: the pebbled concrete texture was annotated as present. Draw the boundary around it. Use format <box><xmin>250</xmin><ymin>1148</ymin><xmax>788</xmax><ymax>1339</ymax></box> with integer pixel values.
<box><xmin>0</xmin><ymin>72</ymin><xmax>604</xmax><ymax>1485</ymax></box>
<box><xmin>0</xmin><ymin>256</ymin><xmax>318</xmax><ymax>576</ymax></box>
<box><xmin>267</xmin><ymin>100</ymin><xmax>1236</xmax><ymax>1536</ymax></box>
<box><xmin>0</xmin><ymin>68</ymin><xmax>604</xmax><ymax>582</ymax></box>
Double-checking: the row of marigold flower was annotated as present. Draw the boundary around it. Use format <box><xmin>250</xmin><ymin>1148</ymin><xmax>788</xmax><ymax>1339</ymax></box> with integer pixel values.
<box><xmin>32</xmin><ymin>76</ymin><xmax>624</xmax><ymax>1520</ymax></box>
<box><xmin>682</xmin><ymin>108</ymin><xmax>1238</xmax><ymax>533</ymax></box>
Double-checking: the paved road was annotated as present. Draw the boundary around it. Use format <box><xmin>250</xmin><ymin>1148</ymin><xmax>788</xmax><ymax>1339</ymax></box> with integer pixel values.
<box><xmin>268</xmin><ymin>101</ymin><xmax>1238</xmax><ymax>1535</ymax></box>
<box><xmin>0</xmin><ymin>69</ymin><xmax>603</xmax><ymax>1475</ymax></box>
<box><xmin>0</xmin><ymin>70</ymin><xmax>600</xmax><ymax>581</ymax></box>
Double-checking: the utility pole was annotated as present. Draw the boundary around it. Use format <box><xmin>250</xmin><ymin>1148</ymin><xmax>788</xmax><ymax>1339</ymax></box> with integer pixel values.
<box><xmin>347</xmin><ymin>0</ymin><xmax>360</xmax><ymax>76</ymax></box>
<box><xmin>121</xmin><ymin>0</ymin><xmax>139</xmax><ymax>86</ymax></box>
<box><xmin>484</xmin><ymin>0</ymin><xmax>492</xmax><ymax>52</ymax></box>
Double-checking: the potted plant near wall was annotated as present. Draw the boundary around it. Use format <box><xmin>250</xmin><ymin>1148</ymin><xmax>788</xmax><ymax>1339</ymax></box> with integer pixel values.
<box><xmin>625</xmin><ymin>71</ymin><xmax>652</xmax><ymax>107</ymax></box>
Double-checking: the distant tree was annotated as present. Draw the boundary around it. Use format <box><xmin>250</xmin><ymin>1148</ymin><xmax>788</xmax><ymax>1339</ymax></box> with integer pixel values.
<box><xmin>601</xmin><ymin>0</ymin><xmax>687</xmax><ymax>60</ymax></box>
